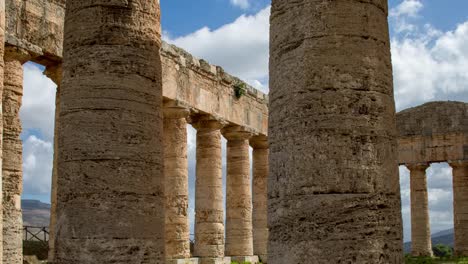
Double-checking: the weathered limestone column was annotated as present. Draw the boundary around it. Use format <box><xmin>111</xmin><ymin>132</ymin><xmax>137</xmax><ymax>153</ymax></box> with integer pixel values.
<box><xmin>193</xmin><ymin>116</ymin><xmax>225</xmax><ymax>264</ymax></box>
<box><xmin>0</xmin><ymin>1</ymin><xmax>4</xmax><ymax>261</ymax></box>
<box><xmin>222</xmin><ymin>126</ymin><xmax>254</xmax><ymax>261</ymax></box>
<box><xmin>269</xmin><ymin>0</ymin><xmax>403</xmax><ymax>263</ymax></box>
<box><xmin>53</xmin><ymin>1</ymin><xmax>165</xmax><ymax>263</ymax></box>
<box><xmin>2</xmin><ymin>46</ymin><xmax>29</xmax><ymax>264</ymax></box>
<box><xmin>44</xmin><ymin>64</ymin><xmax>62</xmax><ymax>264</ymax></box>
<box><xmin>164</xmin><ymin>102</ymin><xmax>190</xmax><ymax>261</ymax></box>
<box><xmin>450</xmin><ymin>161</ymin><xmax>468</xmax><ymax>256</ymax></box>
<box><xmin>250</xmin><ymin>136</ymin><xmax>268</xmax><ymax>263</ymax></box>
<box><xmin>407</xmin><ymin>163</ymin><xmax>432</xmax><ymax>257</ymax></box>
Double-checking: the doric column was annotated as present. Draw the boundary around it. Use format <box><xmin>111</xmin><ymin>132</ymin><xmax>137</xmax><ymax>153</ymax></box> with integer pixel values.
<box><xmin>53</xmin><ymin>1</ymin><xmax>165</xmax><ymax>263</ymax></box>
<box><xmin>269</xmin><ymin>0</ymin><xmax>403</xmax><ymax>262</ymax></box>
<box><xmin>193</xmin><ymin>116</ymin><xmax>225</xmax><ymax>264</ymax></box>
<box><xmin>0</xmin><ymin>2</ymin><xmax>4</xmax><ymax>262</ymax></box>
<box><xmin>250</xmin><ymin>135</ymin><xmax>268</xmax><ymax>263</ymax></box>
<box><xmin>164</xmin><ymin>102</ymin><xmax>190</xmax><ymax>261</ymax></box>
<box><xmin>450</xmin><ymin>160</ymin><xmax>468</xmax><ymax>256</ymax></box>
<box><xmin>222</xmin><ymin>126</ymin><xmax>253</xmax><ymax>260</ymax></box>
<box><xmin>407</xmin><ymin>163</ymin><xmax>432</xmax><ymax>257</ymax></box>
<box><xmin>2</xmin><ymin>46</ymin><xmax>29</xmax><ymax>264</ymax></box>
<box><xmin>44</xmin><ymin>64</ymin><xmax>62</xmax><ymax>264</ymax></box>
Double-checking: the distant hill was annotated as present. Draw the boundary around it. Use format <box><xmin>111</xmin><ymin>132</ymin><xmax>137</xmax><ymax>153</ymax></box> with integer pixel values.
<box><xmin>404</xmin><ymin>229</ymin><xmax>454</xmax><ymax>253</ymax></box>
<box><xmin>22</xmin><ymin>199</ymin><xmax>50</xmax><ymax>227</ymax></box>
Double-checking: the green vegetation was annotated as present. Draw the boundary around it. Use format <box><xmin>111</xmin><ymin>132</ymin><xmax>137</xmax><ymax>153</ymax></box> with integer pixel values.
<box><xmin>404</xmin><ymin>254</ymin><xmax>468</xmax><ymax>264</ymax></box>
<box><xmin>233</xmin><ymin>82</ymin><xmax>247</xmax><ymax>99</ymax></box>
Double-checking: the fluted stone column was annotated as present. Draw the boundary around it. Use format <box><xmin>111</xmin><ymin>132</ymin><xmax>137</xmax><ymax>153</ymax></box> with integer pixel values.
<box><xmin>193</xmin><ymin>117</ymin><xmax>225</xmax><ymax>264</ymax></box>
<box><xmin>53</xmin><ymin>1</ymin><xmax>165</xmax><ymax>263</ymax></box>
<box><xmin>269</xmin><ymin>0</ymin><xmax>403</xmax><ymax>263</ymax></box>
<box><xmin>164</xmin><ymin>103</ymin><xmax>190</xmax><ymax>261</ymax></box>
<box><xmin>2</xmin><ymin>46</ymin><xmax>29</xmax><ymax>264</ymax></box>
<box><xmin>450</xmin><ymin>161</ymin><xmax>468</xmax><ymax>256</ymax></box>
<box><xmin>0</xmin><ymin>2</ymin><xmax>4</xmax><ymax>262</ymax></box>
<box><xmin>222</xmin><ymin>126</ymin><xmax>254</xmax><ymax>262</ymax></box>
<box><xmin>250</xmin><ymin>136</ymin><xmax>268</xmax><ymax>263</ymax></box>
<box><xmin>407</xmin><ymin>163</ymin><xmax>432</xmax><ymax>257</ymax></box>
<box><xmin>45</xmin><ymin>64</ymin><xmax>62</xmax><ymax>264</ymax></box>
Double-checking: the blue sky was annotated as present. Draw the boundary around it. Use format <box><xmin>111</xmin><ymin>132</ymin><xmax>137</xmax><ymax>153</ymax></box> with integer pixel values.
<box><xmin>21</xmin><ymin>0</ymin><xmax>468</xmax><ymax>243</ymax></box>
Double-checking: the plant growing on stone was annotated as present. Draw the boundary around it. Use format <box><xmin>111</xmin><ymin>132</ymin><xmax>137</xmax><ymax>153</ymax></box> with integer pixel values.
<box><xmin>233</xmin><ymin>82</ymin><xmax>247</xmax><ymax>99</ymax></box>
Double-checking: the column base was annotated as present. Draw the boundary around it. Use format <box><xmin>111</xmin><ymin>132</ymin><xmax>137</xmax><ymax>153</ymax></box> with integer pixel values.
<box><xmin>230</xmin><ymin>255</ymin><xmax>260</xmax><ymax>263</ymax></box>
<box><xmin>167</xmin><ymin>258</ymin><xmax>200</xmax><ymax>264</ymax></box>
<box><xmin>198</xmin><ymin>257</ymin><xmax>231</xmax><ymax>264</ymax></box>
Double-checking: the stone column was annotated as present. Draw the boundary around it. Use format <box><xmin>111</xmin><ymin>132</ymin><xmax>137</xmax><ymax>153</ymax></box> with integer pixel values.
<box><xmin>407</xmin><ymin>163</ymin><xmax>432</xmax><ymax>257</ymax></box>
<box><xmin>44</xmin><ymin>64</ymin><xmax>62</xmax><ymax>264</ymax></box>
<box><xmin>222</xmin><ymin>126</ymin><xmax>254</xmax><ymax>261</ymax></box>
<box><xmin>450</xmin><ymin>161</ymin><xmax>468</xmax><ymax>256</ymax></box>
<box><xmin>0</xmin><ymin>1</ymin><xmax>4</xmax><ymax>262</ymax></box>
<box><xmin>193</xmin><ymin>116</ymin><xmax>224</xmax><ymax>264</ymax></box>
<box><xmin>53</xmin><ymin>1</ymin><xmax>165</xmax><ymax>263</ymax></box>
<box><xmin>164</xmin><ymin>103</ymin><xmax>190</xmax><ymax>261</ymax></box>
<box><xmin>269</xmin><ymin>0</ymin><xmax>403</xmax><ymax>263</ymax></box>
<box><xmin>250</xmin><ymin>136</ymin><xmax>268</xmax><ymax>263</ymax></box>
<box><xmin>2</xmin><ymin>46</ymin><xmax>29</xmax><ymax>264</ymax></box>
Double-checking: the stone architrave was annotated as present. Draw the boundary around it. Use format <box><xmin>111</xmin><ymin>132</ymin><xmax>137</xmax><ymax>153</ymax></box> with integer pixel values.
<box><xmin>193</xmin><ymin>116</ymin><xmax>225</xmax><ymax>264</ymax></box>
<box><xmin>222</xmin><ymin>126</ymin><xmax>253</xmax><ymax>259</ymax></box>
<box><xmin>53</xmin><ymin>1</ymin><xmax>165</xmax><ymax>263</ymax></box>
<box><xmin>164</xmin><ymin>103</ymin><xmax>191</xmax><ymax>261</ymax></box>
<box><xmin>407</xmin><ymin>163</ymin><xmax>432</xmax><ymax>257</ymax></box>
<box><xmin>250</xmin><ymin>135</ymin><xmax>269</xmax><ymax>263</ymax></box>
<box><xmin>450</xmin><ymin>161</ymin><xmax>468</xmax><ymax>257</ymax></box>
<box><xmin>44</xmin><ymin>64</ymin><xmax>62</xmax><ymax>263</ymax></box>
<box><xmin>2</xmin><ymin>46</ymin><xmax>29</xmax><ymax>264</ymax></box>
<box><xmin>268</xmin><ymin>0</ymin><xmax>403</xmax><ymax>262</ymax></box>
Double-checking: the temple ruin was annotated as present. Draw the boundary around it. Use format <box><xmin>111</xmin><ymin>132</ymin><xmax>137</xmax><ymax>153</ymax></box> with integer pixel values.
<box><xmin>0</xmin><ymin>0</ymin><xmax>466</xmax><ymax>264</ymax></box>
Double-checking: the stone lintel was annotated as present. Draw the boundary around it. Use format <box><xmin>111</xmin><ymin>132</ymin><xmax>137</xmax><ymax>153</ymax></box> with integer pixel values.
<box><xmin>222</xmin><ymin>125</ymin><xmax>254</xmax><ymax>140</ymax></box>
<box><xmin>250</xmin><ymin>135</ymin><xmax>268</xmax><ymax>149</ymax></box>
<box><xmin>406</xmin><ymin>163</ymin><xmax>430</xmax><ymax>172</ymax></box>
<box><xmin>4</xmin><ymin>44</ymin><xmax>31</xmax><ymax>64</ymax></box>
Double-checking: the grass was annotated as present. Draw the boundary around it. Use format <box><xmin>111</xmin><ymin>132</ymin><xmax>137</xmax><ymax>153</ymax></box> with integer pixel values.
<box><xmin>405</xmin><ymin>255</ymin><xmax>468</xmax><ymax>264</ymax></box>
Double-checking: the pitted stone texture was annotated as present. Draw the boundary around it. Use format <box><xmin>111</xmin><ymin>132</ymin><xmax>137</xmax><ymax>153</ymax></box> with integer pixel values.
<box><xmin>166</xmin><ymin>258</ymin><xmax>199</xmax><ymax>264</ymax></box>
<box><xmin>53</xmin><ymin>1</ymin><xmax>164</xmax><ymax>263</ymax></box>
<box><xmin>164</xmin><ymin>106</ymin><xmax>190</xmax><ymax>260</ymax></box>
<box><xmin>0</xmin><ymin>2</ymin><xmax>5</xmax><ymax>262</ymax></box>
<box><xmin>2</xmin><ymin>47</ymin><xmax>29</xmax><ymax>264</ymax></box>
<box><xmin>45</xmin><ymin>64</ymin><xmax>61</xmax><ymax>263</ymax></box>
<box><xmin>450</xmin><ymin>161</ymin><xmax>468</xmax><ymax>256</ymax></box>
<box><xmin>250</xmin><ymin>136</ymin><xmax>268</xmax><ymax>263</ymax></box>
<box><xmin>223</xmin><ymin>126</ymin><xmax>253</xmax><ymax>257</ymax></box>
<box><xmin>193</xmin><ymin>118</ymin><xmax>224</xmax><ymax>260</ymax></box>
<box><xmin>198</xmin><ymin>257</ymin><xmax>231</xmax><ymax>264</ymax></box>
<box><xmin>407</xmin><ymin>163</ymin><xmax>432</xmax><ymax>257</ymax></box>
<box><xmin>269</xmin><ymin>0</ymin><xmax>403</xmax><ymax>263</ymax></box>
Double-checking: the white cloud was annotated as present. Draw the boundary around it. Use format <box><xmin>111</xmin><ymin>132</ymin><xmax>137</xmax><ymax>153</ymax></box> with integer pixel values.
<box><xmin>390</xmin><ymin>0</ymin><xmax>423</xmax><ymax>18</ymax></box>
<box><xmin>20</xmin><ymin>62</ymin><xmax>57</xmax><ymax>141</ymax></box>
<box><xmin>392</xmin><ymin>21</ymin><xmax>468</xmax><ymax>110</ymax></box>
<box><xmin>165</xmin><ymin>6</ymin><xmax>270</xmax><ymax>91</ymax></box>
<box><xmin>22</xmin><ymin>135</ymin><xmax>53</xmax><ymax>195</ymax></box>
<box><xmin>230</xmin><ymin>0</ymin><xmax>250</xmax><ymax>9</ymax></box>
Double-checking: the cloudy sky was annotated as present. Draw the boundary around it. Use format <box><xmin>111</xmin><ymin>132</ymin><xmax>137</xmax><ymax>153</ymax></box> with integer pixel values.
<box><xmin>21</xmin><ymin>0</ymin><xmax>468</xmax><ymax>242</ymax></box>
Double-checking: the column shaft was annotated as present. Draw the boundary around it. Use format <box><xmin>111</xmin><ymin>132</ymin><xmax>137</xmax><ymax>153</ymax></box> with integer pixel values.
<box><xmin>451</xmin><ymin>161</ymin><xmax>468</xmax><ymax>256</ymax></box>
<box><xmin>251</xmin><ymin>137</ymin><xmax>268</xmax><ymax>262</ymax></box>
<box><xmin>269</xmin><ymin>0</ymin><xmax>403</xmax><ymax>262</ymax></box>
<box><xmin>0</xmin><ymin>1</ymin><xmax>3</xmax><ymax>260</ymax></box>
<box><xmin>53</xmin><ymin>1</ymin><xmax>165</xmax><ymax>263</ymax></box>
<box><xmin>164</xmin><ymin>107</ymin><xmax>190</xmax><ymax>260</ymax></box>
<box><xmin>194</xmin><ymin>118</ymin><xmax>224</xmax><ymax>262</ymax></box>
<box><xmin>2</xmin><ymin>47</ymin><xmax>28</xmax><ymax>264</ymax></box>
<box><xmin>407</xmin><ymin>163</ymin><xmax>432</xmax><ymax>257</ymax></box>
<box><xmin>224</xmin><ymin>127</ymin><xmax>253</xmax><ymax>257</ymax></box>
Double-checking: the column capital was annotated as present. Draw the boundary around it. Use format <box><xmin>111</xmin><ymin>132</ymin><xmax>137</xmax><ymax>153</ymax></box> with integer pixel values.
<box><xmin>163</xmin><ymin>101</ymin><xmax>190</xmax><ymax>119</ymax></box>
<box><xmin>250</xmin><ymin>135</ymin><xmax>268</xmax><ymax>149</ymax></box>
<box><xmin>222</xmin><ymin>125</ymin><xmax>254</xmax><ymax>140</ymax></box>
<box><xmin>449</xmin><ymin>160</ymin><xmax>468</xmax><ymax>169</ymax></box>
<box><xmin>406</xmin><ymin>163</ymin><xmax>430</xmax><ymax>172</ymax></box>
<box><xmin>44</xmin><ymin>64</ymin><xmax>63</xmax><ymax>86</ymax></box>
<box><xmin>192</xmin><ymin>115</ymin><xmax>225</xmax><ymax>131</ymax></box>
<box><xmin>4</xmin><ymin>45</ymin><xmax>31</xmax><ymax>64</ymax></box>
